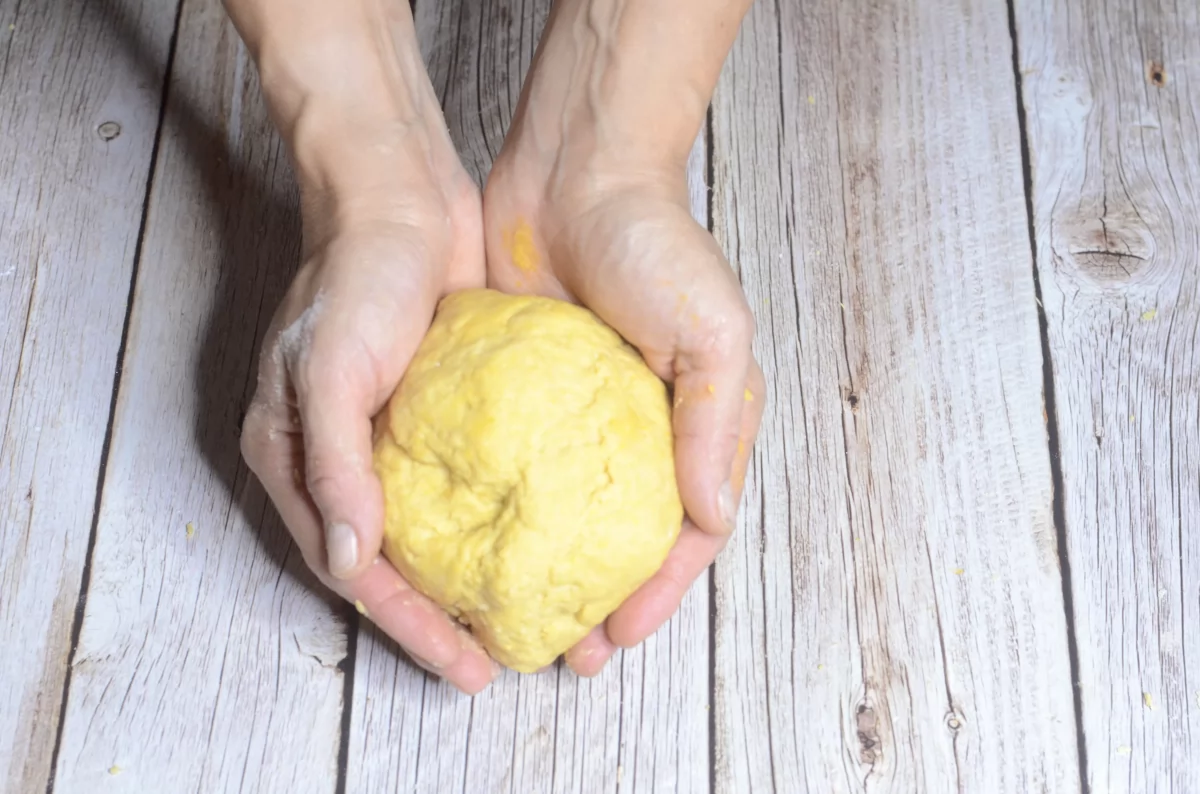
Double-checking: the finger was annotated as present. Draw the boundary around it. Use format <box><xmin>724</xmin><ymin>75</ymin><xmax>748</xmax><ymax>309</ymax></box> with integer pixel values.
<box><xmin>282</xmin><ymin>244</ymin><xmax>446</xmax><ymax>580</ymax></box>
<box><xmin>607</xmin><ymin>363</ymin><xmax>765</xmax><ymax>647</ymax></box>
<box><xmin>279</xmin><ymin>293</ymin><xmax>397</xmax><ymax>580</ymax></box>
<box><xmin>606</xmin><ymin>521</ymin><xmax>727</xmax><ymax>647</ymax></box>
<box><xmin>732</xmin><ymin>361</ymin><xmax>767</xmax><ymax>493</ymax></box>
<box><xmin>670</xmin><ymin>296</ymin><xmax>756</xmax><ymax>536</ymax></box>
<box><xmin>347</xmin><ymin>559</ymin><xmax>497</xmax><ymax>695</ymax></box>
<box><xmin>565</xmin><ymin>625</ymin><xmax>620</xmax><ymax>677</ymax></box>
<box><xmin>295</xmin><ymin>373</ymin><xmax>381</xmax><ymax>579</ymax></box>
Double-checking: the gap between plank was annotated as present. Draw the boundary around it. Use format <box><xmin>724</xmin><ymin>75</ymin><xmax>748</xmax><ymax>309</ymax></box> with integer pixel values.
<box><xmin>1004</xmin><ymin>1</ymin><xmax>1090</xmax><ymax>790</ymax></box>
<box><xmin>42</xmin><ymin>0</ymin><xmax>188</xmax><ymax>791</ymax></box>
<box><xmin>337</xmin><ymin>0</ymin><xmax>414</xmax><ymax>788</ymax></box>
<box><xmin>704</xmin><ymin>101</ymin><xmax>718</xmax><ymax>794</ymax></box>
<box><xmin>334</xmin><ymin>609</ymin><xmax>359</xmax><ymax>794</ymax></box>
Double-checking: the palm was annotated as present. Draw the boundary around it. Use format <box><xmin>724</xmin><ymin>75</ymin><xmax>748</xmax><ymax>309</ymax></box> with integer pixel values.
<box><xmin>242</xmin><ymin>177</ymin><xmax>495</xmax><ymax>694</ymax></box>
<box><xmin>482</xmin><ymin>174</ymin><xmax>764</xmax><ymax>675</ymax></box>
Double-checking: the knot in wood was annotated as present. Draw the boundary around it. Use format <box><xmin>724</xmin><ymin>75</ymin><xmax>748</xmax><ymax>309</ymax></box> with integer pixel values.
<box><xmin>855</xmin><ymin>703</ymin><xmax>882</xmax><ymax>764</ymax></box>
<box><xmin>1145</xmin><ymin>60</ymin><xmax>1167</xmax><ymax>87</ymax></box>
<box><xmin>944</xmin><ymin>710</ymin><xmax>964</xmax><ymax>732</ymax></box>
<box><xmin>97</xmin><ymin>121</ymin><xmax>121</xmax><ymax>141</ymax></box>
<box><xmin>842</xmin><ymin>386</ymin><xmax>862</xmax><ymax>412</ymax></box>
<box><xmin>1053</xmin><ymin>214</ymin><xmax>1155</xmax><ymax>284</ymax></box>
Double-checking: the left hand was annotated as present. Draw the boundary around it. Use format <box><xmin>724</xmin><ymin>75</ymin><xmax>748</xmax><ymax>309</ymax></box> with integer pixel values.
<box><xmin>483</xmin><ymin>149</ymin><xmax>766</xmax><ymax>676</ymax></box>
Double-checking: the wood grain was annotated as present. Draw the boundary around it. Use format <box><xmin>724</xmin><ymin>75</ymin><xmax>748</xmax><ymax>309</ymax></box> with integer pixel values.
<box><xmin>1015</xmin><ymin>0</ymin><xmax>1200</xmax><ymax>789</ymax></box>
<box><xmin>0</xmin><ymin>0</ymin><xmax>177</xmax><ymax>790</ymax></box>
<box><xmin>345</xmin><ymin>2</ymin><xmax>712</xmax><ymax>792</ymax></box>
<box><xmin>49</xmin><ymin>0</ymin><xmax>347</xmax><ymax>790</ymax></box>
<box><xmin>711</xmin><ymin>0</ymin><xmax>1081</xmax><ymax>790</ymax></box>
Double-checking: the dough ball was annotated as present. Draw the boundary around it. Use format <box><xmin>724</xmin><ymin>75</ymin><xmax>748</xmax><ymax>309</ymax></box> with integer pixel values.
<box><xmin>373</xmin><ymin>289</ymin><xmax>683</xmax><ymax>672</ymax></box>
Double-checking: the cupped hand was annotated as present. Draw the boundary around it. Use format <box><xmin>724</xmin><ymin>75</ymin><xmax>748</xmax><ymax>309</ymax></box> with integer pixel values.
<box><xmin>239</xmin><ymin>134</ymin><xmax>499</xmax><ymax>694</ymax></box>
<box><xmin>483</xmin><ymin>156</ymin><xmax>766</xmax><ymax>676</ymax></box>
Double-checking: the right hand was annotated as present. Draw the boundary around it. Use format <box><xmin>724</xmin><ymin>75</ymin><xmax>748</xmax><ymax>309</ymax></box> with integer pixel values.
<box><xmin>237</xmin><ymin>90</ymin><xmax>498</xmax><ymax>694</ymax></box>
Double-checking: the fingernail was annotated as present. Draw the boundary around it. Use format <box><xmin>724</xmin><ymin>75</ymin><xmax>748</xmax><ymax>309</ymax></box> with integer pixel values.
<box><xmin>412</xmin><ymin>654</ymin><xmax>444</xmax><ymax>673</ymax></box>
<box><xmin>491</xmin><ymin>659</ymin><xmax>504</xmax><ymax>679</ymax></box>
<box><xmin>718</xmin><ymin>481</ymin><xmax>738</xmax><ymax>531</ymax></box>
<box><xmin>325</xmin><ymin>522</ymin><xmax>358</xmax><ymax>579</ymax></box>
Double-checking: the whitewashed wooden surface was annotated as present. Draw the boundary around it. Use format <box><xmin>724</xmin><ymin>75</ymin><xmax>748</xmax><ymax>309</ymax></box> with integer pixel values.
<box><xmin>1</xmin><ymin>0</ymin><xmax>1196</xmax><ymax>791</ymax></box>
<box><xmin>0</xmin><ymin>0</ymin><xmax>176</xmax><ymax>791</ymax></box>
<box><xmin>712</xmin><ymin>0</ymin><xmax>1080</xmax><ymax>790</ymax></box>
<box><xmin>1015</xmin><ymin>0</ymin><xmax>1200</xmax><ymax>791</ymax></box>
<box><xmin>48</xmin><ymin>0</ymin><xmax>349</xmax><ymax>790</ymax></box>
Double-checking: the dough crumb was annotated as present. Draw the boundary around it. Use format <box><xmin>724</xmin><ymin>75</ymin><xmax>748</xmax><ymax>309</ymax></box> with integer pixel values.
<box><xmin>185</xmin><ymin>522</ymin><xmax>195</xmax><ymax>540</ymax></box>
<box><xmin>354</xmin><ymin>600</ymin><xmax>369</xmax><ymax>617</ymax></box>
<box><xmin>503</xmin><ymin>220</ymin><xmax>540</xmax><ymax>274</ymax></box>
<box><xmin>108</xmin><ymin>765</ymin><xmax>122</xmax><ymax>775</ymax></box>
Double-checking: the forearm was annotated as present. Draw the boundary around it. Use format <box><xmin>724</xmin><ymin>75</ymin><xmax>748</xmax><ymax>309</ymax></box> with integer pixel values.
<box><xmin>508</xmin><ymin>0</ymin><xmax>753</xmax><ymax>171</ymax></box>
<box><xmin>221</xmin><ymin>0</ymin><xmax>453</xmax><ymax>198</ymax></box>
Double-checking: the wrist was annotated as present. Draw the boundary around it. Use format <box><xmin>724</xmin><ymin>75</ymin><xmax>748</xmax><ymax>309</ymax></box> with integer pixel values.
<box><xmin>232</xmin><ymin>0</ymin><xmax>461</xmax><ymax>207</ymax></box>
<box><xmin>498</xmin><ymin>0</ymin><xmax>751</xmax><ymax>183</ymax></box>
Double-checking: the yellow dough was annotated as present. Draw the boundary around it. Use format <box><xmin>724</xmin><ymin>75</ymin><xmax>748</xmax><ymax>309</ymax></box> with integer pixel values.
<box><xmin>373</xmin><ymin>289</ymin><xmax>683</xmax><ymax>672</ymax></box>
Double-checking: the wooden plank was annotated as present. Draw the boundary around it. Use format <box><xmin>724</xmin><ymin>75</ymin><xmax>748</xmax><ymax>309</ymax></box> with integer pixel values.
<box><xmin>1015</xmin><ymin>0</ymin><xmax>1200</xmax><ymax>789</ymax></box>
<box><xmin>0</xmin><ymin>0</ymin><xmax>178</xmax><ymax>790</ymax></box>
<box><xmin>711</xmin><ymin>0</ymin><xmax>1081</xmax><ymax>790</ymax></box>
<box><xmin>346</xmin><ymin>2</ymin><xmax>711</xmax><ymax>791</ymax></box>
<box><xmin>50</xmin><ymin>0</ymin><xmax>347</xmax><ymax>790</ymax></box>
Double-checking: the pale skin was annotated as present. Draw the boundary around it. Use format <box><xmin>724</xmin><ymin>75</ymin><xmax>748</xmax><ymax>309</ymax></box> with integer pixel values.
<box><xmin>225</xmin><ymin>0</ymin><xmax>764</xmax><ymax>694</ymax></box>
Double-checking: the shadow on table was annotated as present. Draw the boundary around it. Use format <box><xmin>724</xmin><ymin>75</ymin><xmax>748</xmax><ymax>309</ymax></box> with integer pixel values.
<box><xmin>96</xmin><ymin>0</ymin><xmax>330</xmax><ymax>601</ymax></box>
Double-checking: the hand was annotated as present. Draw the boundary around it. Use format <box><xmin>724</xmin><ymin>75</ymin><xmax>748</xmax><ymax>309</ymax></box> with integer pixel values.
<box><xmin>483</xmin><ymin>153</ymin><xmax>765</xmax><ymax>676</ymax></box>
<box><xmin>479</xmin><ymin>0</ymin><xmax>760</xmax><ymax>675</ymax></box>
<box><xmin>229</xmin><ymin>0</ymin><xmax>498</xmax><ymax>694</ymax></box>
<box><xmin>240</xmin><ymin>139</ymin><xmax>499</xmax><ymax>693</ymax></box>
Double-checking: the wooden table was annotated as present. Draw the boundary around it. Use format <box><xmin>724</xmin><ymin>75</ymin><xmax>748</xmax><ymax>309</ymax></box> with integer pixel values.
<box><xmin>2</xmin><ymin>0</ymin><xmax>1197</xmax><ymax>791</ymax></box>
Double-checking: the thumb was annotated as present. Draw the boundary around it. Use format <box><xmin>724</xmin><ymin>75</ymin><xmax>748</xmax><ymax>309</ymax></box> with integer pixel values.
<box><xmin>284</xmin><ymin>323</ymin><xmax>386</xmax><ymax>581</ymax></box>
<box><xmin>301</xmin><ymin>380</ymin><xmax>384</xmax><ymax>580</ymax></box>
<box><xmin>670</xmin><ymin>301</ymin><xmax>756</xmax><ymax>536</ymax></box>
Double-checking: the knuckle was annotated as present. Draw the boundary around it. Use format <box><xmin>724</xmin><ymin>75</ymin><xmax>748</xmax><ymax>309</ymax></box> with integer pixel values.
<box><xmin>695</xmin><ymin>300</ymin><xmax>756</xmax><ymax>363</ymax></box>
<box><xmin>305</xmin><ymin>466</ymin><xmax>346</xmax><ymax>509</ymax></box>
<box><xmin>659</xmin><ymin>556</ymin><xmax>693</xmax><ymax>590</ymax></box>
<box><xmin>239</xmin><ymin>404</ymin><xmax>271</xmax><ymax>467</ymax></box>
<box><xmin>301</xmin><ymin>340</ymin><xmax>377</xmax><ymax>408</ymax></box>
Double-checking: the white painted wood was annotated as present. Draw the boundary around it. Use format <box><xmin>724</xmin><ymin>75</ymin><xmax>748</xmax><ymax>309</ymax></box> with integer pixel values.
<box><xmin>346</xmin><ymin>2</ymin><xmax>711</xmax><ymax>791</ymax></box>
<box><xmin>0</xmin><ymin>0</ymin><xmax>177</xmax><ymax>790</ymax></box>
<box><xmin>50</xmin><ymin>1</ymin><xmax>346</xmax><ymax>790</ymax></box>
<box><xmin>711</xmin><ymin>0</ymin><xmax>1081</xmax><ymax>791</ymax></box>
<box><xmin>1015</xmin><ymin>0</ymin><xmax>1200</xmax><ymax>789</ymax></box>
